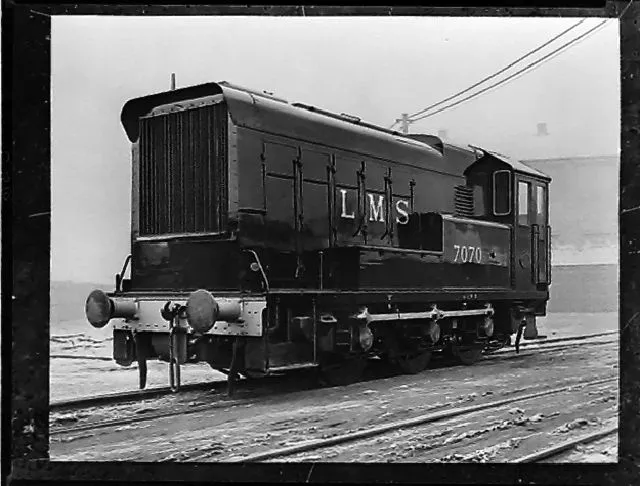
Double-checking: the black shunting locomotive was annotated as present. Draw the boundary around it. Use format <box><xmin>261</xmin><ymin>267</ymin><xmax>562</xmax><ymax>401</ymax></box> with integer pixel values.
<box><xmin>85</xmin><ymin>81</ymin><xmax>551</xmax><ymax>389</ymax></box>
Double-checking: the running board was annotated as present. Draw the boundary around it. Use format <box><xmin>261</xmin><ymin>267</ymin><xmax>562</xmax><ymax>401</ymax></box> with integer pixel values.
<box><xmin>355</xmin><ymin>304</ymin><xmax>494</xmax><ymax>323</ymax></box>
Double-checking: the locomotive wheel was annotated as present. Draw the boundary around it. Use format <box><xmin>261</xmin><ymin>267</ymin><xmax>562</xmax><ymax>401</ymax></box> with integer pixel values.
<box><xmin>395</xmin><ymin>350</ymin><xmax>432</xmax><ymax>374</ymax></box>
<box><xmin>452</xmin><ymin>344</ymin><xmax>483</xmax><ymax>366</ymax></box>
<box><xmin>319</xmin><ymin>356</ymin><xmax>367</xmax><ymax>387</ymax></box>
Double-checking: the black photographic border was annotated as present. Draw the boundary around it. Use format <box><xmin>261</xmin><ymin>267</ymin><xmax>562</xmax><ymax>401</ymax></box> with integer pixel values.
<box><xmin>4</xmin><ymin>1</ymin><xmax>638</xmax><ymax>484</ymax></box>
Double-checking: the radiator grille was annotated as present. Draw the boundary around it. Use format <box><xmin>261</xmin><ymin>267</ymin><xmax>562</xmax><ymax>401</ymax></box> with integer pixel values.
<box><xmin>454</xmin><ymin>185</ymin><xmax>474</xmax><ymax>217</ymax></box>
<box><xmin>139</xmin><ymin>103</ymin><xmax>228</xmax><ymax>235</ymax></box>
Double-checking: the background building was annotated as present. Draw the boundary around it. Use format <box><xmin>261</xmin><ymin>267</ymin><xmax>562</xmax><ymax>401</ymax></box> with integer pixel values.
<box><xmin>525</xmin><ymin>155</ymin><xmax>618</xmax><ymax>313</ymax></box>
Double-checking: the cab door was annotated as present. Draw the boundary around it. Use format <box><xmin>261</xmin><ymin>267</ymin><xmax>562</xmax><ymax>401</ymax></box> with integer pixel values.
<box><xmin>532</xmin><ymin>182</ymin><xmax>551</xmax><ymax>287</ymax></box>
<box><xmin>514</xmin><ymin>177</ymin><xmax>536</xmax><ymax>291</ymax></box>
<box><xmin>514</xmin><ymin>176</ymin><xmax>550</xmax><ymax>291</ymax></box>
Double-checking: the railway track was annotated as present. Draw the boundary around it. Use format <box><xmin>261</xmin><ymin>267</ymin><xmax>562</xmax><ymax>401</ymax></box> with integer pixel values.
<box><xmin>51</xmin><ymin>393</ymin><xmax>257</xmax><ymax>437</ymax></box>
<box><xmin>513</xmin><ymin>425</ymin><xmax>618</xmax><ymax>463</ymax></box>
<box><xmin>491</xmin><ymin>330</ymin><xmax>617</xmax><ymax>352</ymax></box>
<box><xmin>50</xmin><ymin>370</ymin><xmax>319</xmax><ymax>437</ymax></box>
<box><xmin>482</xmin><ymin>335</ymin><xmax>616</xmax><ymax>361</ymax></box>
<box><xmin>50</xmin><ymin>381</ymin><xmax>225</xmax><ymax>412</ymax></box>
<box><xmin>50</xmin><ymin>335</ymin><xmax>617</xmax><ymax>462</ymax></box>
<box><xmin>221</xmin><ymin>375</ymin><xmax>616</xmax><ymax>463</ymax></box>
<box><xmin>51</xmin><ymin>331</ymin><xmax>617</xmax><ymax>415</ymax></box>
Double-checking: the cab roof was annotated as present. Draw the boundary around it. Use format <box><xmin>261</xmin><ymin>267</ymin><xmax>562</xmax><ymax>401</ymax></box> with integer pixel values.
<box><xmin>467</xmin><ymin>147</ymin><xmax>551</xmax><ymax>181</ymax></box>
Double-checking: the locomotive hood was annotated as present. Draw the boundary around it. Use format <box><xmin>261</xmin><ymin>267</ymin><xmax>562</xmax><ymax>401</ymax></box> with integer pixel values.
<box><xmin>121</xmin><ymin>81</ymin><xmax>467</xmax><ymax>176</ymax></box>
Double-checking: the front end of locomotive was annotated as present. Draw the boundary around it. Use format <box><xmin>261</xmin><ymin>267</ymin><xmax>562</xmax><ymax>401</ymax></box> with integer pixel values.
<box><xmin>85</xmin><ymin>283</ymin><xmax>266</xmax><ymax>390</ymax></box>
<box><xmin>85</xmin><ymin>82</ymin><xmax>267</xmax><ymax>390</ymax></box>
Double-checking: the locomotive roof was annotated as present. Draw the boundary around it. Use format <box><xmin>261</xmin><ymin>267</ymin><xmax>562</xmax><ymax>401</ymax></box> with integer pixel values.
<box><xmin>121</xmin><ymin>81</ymin><xmax>549</xmax><ymax>181</ymax></box>
<box><xmin>121</xmin><ymin>81</ymin><xmax>463</xmax><ymax>176</ymax></box>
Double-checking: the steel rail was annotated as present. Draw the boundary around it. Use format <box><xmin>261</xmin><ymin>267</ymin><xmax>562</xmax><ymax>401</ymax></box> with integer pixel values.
<box><xmin>50</xmin><ymin>371</ymin><xmax>317</xmax><ymax>435</ymax></box>
<box><xmin>486</xmin><ymin>335</ymin><xmax>617</xmax><ymax>359</ymax></box>
<box><xmin>50</xmin><ymin>381</ymin><xmax>227</xmax><ymax>412</ymax></box>
<box><xmin>50</xmin><ymin>354</ymin><xmax>113</xmax><ymax>361</ymax></box>
<box><xmin>504</xmin><ymin>330</ymin><xmax>618</xmax><ymax>350</ymax></box>
<box><xmin>512</xmin><ymin>425</ymin><xmax>618</xmax><ymax>463</ymax></box>
<box><xmin>228</xmin><ymin>375</ymin><xmax>617</xmax><ymax>462</ymax></box>
<box><xmin>51</xmin><ymin>394</ymin><xmax>258</xmax><ymax>436</ymax></box>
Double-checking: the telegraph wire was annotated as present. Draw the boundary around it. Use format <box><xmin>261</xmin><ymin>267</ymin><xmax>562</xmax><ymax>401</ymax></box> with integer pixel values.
<box><xmin>409</xmin><ymin>18</ymin><xmax>610</xmax><ymax>123</ymax></box>
<box><xmin>618</xmin><ymin>0</ymin><xmax>634</xmax><ymax>20</ymax></box>
<box><xmin>406</xmin><ymin>18</ymin><xmax>588</xmax><ymax>120</ymax></box>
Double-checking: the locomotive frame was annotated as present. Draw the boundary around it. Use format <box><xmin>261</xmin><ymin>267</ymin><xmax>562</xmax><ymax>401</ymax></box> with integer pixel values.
<box><xmin>85</xmin><ymin>81</ymin><xmax>551</xmax><ymax>388</ymax></box>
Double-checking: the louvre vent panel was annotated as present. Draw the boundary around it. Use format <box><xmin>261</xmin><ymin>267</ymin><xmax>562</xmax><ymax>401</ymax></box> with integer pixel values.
<box><xmin>138</xmin><ymin>103</ymin><xmax>228</xmax><ymax>235</ymax></box>
<box><xmin>454</xmin><ymin>185</ymin><xmax>474</xmax><ymax>218</ymax></box>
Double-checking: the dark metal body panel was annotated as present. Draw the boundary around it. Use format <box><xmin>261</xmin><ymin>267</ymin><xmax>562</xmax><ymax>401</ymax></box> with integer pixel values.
<box><xmin>131</xmin><ymin>238</ymin><xmax>243</xmax><ymax>291</ymax></box>
<box><xmin>234</xmin><ymin>125</ymin><xmax>466</xmax><ymax>253</ymax></box>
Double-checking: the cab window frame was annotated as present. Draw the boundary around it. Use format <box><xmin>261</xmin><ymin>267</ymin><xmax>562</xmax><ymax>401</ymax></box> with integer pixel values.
<box><xmin>535</xmin><ymin>183</ymin><xmax>547</xmax><ymax>226</ymax></box>
<box><xmin>518</xmin><ymin>180</ymin><xmax>531</xmax><ymax>226</ymax></box>
<box><xmin>492</xmin><ymin>170</ymin><xmax>512</xmax><ymax>216</ymax></box>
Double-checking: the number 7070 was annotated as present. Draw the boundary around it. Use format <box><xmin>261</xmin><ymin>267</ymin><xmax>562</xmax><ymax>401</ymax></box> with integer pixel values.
<box><xmin>453</xmin><ymin>244</ymin><xmax>482</xmax><ymax>263</ymax></box>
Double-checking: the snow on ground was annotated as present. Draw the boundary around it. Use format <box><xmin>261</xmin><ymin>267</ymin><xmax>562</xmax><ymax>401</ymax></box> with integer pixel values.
<box><xmin>536</xmin><ymin>312</ymin><xmax>617</xmax><ymax>338</ymax></box>
<box><xmin>50</xmin><ymin>319</ymin><xmax>226</xmax><ymax>402</ymax></box>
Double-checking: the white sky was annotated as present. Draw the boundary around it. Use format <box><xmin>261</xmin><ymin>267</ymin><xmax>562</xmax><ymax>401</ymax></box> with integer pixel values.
<box><xmin>51</xmin><ymin>16</ymin><xmax>620</xmax><ymax>283</ymax></box>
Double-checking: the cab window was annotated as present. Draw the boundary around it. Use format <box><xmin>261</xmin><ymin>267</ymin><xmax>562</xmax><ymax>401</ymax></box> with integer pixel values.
<box><xmin>492</xmin><ymin>170</ymin><xmax>511</xmax><ymax>216</ymax></box>
<box><xmin>536</xmin><ymin>184</ymin><xmax>547</xmax><ymax>225</ymax></box>
<box><xmin>518</xmin><ymin>181</ymin><xmax>530</xmax><ymax>226</ymax></box>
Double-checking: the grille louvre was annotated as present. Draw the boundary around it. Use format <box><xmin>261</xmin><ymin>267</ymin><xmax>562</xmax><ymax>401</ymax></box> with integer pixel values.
<box><xmin>454</xmin><ymin>185</ymin><xmax>474</xmax><ymax>217</ymax></box>
<box><xmin>139</xmin><ymin>103</ymin><xmax>228</xmax><ymax>235</ymax></box>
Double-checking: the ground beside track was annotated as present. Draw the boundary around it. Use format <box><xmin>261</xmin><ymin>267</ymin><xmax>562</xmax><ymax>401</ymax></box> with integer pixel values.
<box><xmin>49</xmin><ymin>333</ymin><xmax>618</xmax><ymax>462</ymax></box>
<box><xmin>541</xmin><ymin>430</ymin><xmax>618</xmax><ymax>463</ymax></box>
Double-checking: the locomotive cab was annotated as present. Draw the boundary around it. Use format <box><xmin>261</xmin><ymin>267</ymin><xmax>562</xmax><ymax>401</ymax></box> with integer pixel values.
<box><xmin>464</xmin><ymin>150</ymin><xmax>551</xmax><ymax>294</ymax></box>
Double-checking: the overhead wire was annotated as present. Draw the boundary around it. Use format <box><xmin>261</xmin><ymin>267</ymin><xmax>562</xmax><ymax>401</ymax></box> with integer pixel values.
<box><xmin>406</xmin><ymin>18</ymin><xmax>588</xmax><ymax>120</ymax></box>
<box><xmin>409</xmin><ymin>18</ymin><xmax>610</xmax><ymax>123</ymax></box>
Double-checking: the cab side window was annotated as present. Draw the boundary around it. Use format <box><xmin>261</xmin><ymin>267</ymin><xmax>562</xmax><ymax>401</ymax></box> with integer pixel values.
<box><xmin>518</xmin><ymin>181</ymin><xmax>530</xmax><ymax>226</ymax></box>
<box><xmin>535</xmin><ymin>184</ymin><xmax>547</xmax><ymax>225</ymax></box>
<box><xmin>492</xmin><ymin>170</ymin><xmax>511</xmax><ymax>216</ymax></box>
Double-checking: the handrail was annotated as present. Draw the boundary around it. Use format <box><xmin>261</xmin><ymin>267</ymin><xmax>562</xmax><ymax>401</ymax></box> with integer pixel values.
<box><xmin>244</xmin><ymin>249</ymin><xmax>269</xmax><ymax>293</ymax></box>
